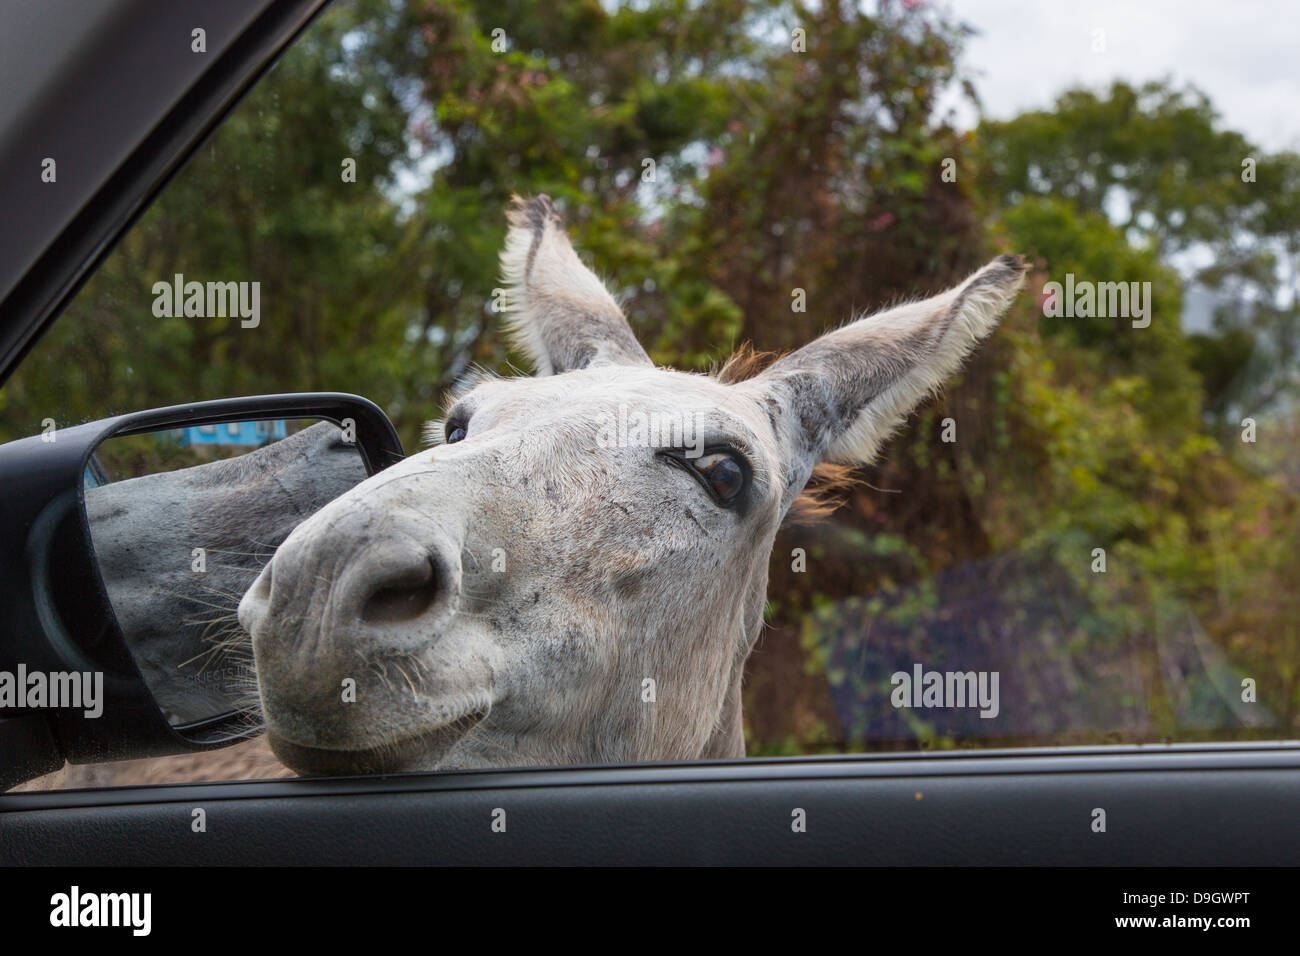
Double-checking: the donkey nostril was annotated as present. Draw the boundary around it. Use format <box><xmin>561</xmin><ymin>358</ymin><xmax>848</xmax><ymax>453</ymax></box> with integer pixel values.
<box><xmin>363</xmin><ymin>585</ymin><xmax>434</xmax><ymax>623</ymax></box>
<box><xmin>360</xmin><ymin>559</ymin><xmax>439</xmax><ymax>624</ymax></box>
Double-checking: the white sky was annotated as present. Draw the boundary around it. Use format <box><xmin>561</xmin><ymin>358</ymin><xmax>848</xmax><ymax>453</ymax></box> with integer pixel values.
<box><xmin>942</xmin><ymin>0</ymin><xmax>1300</xmax><ymax>153</ymax></box>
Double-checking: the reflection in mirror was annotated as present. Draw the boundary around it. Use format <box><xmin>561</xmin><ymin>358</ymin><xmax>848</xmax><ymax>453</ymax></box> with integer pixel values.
<box><xmin>84</xmin><ymin>419</ymin><xmax>369</xmax><ymax>731</ymax></box>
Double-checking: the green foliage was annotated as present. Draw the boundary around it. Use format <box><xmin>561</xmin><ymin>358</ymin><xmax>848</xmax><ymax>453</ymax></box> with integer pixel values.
<box><xmin>998</xmin><ymin>195</ymin><xmax>1198</xmax><ymax>429</ymax></box>
<box><xmin>976</xmin><ymin>79</ymin><xmax>1300</xmax><ymax>432</ymax></box>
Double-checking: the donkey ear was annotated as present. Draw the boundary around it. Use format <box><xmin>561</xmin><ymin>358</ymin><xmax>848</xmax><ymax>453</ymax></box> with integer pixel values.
<box><xmin>497</xmin><ymin>195</ymin><xmax>652</xmax><ymax>375</ymax></box>
<box><xmin>742</xmin><ymin>255</ymin><xmax>1028</xmax><ymax>508</ymax></box>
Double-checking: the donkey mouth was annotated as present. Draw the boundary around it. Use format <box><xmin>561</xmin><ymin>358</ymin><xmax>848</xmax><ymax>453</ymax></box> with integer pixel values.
<box><xmin>267</xmin><ymin>710</ymin><xmax>486</xmax><ymax>777</ymax></box>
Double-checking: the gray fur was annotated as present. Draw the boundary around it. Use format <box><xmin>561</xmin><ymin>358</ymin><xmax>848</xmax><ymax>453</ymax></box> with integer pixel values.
<box><xmin>498</xmin><ymin>195</ymin><xmax>653</xmax><ymax>374</ymax></box>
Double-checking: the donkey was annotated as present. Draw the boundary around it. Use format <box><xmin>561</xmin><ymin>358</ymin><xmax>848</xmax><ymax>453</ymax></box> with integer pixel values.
<box><xmin>236</xmin><ymin>195</ymin><xmax>1028</xmax><ymax>776</ymax></box>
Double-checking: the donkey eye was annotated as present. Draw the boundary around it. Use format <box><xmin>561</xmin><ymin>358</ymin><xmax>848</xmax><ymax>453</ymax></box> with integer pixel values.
<box><xmin>694</xmin><ymin>452</ymin><xmax>745</xmax><ymax>502</ymax></box>
<box><xmin>659</xmin><ymin>447</ymin><xmax>750</xmax><ymax>507</ymax></box>
<box><xmin>445</xmin><ymin>424</ymin><xmax>467</xmax><ymax>444</ymax></box>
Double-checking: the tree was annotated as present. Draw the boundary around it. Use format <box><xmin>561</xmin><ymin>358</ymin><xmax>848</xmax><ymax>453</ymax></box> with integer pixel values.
<box><xmin>976</xmin><ymin>80</ymin><xmax>1300</xmax><ymax>432</ymax></box>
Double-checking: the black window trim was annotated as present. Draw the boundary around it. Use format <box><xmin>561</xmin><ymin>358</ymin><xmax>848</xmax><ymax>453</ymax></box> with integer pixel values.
<box><xmin>0</xmin><ymin>0</ymin><xmax>331</xmax><ymax>387</ymax></box>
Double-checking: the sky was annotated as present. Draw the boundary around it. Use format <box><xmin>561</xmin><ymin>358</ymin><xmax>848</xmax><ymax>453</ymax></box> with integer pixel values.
<box><xmin>942</xmin><ymin>0</ymin><xmax>1300</xmax><ymax>153</ymax></box>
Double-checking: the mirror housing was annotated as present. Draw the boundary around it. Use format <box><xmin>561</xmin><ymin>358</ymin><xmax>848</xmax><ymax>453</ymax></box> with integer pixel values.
<box><xmin>0</xmin><ymin>393</ymin><xmax>404</xmax><ymax>789</ymax></box>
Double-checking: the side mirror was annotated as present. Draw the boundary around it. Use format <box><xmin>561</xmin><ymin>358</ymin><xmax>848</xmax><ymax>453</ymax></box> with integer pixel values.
<box><xmin>0</xmin><ymin>394</ymin><xmax>404</xmax><ymax>789</ymax></box>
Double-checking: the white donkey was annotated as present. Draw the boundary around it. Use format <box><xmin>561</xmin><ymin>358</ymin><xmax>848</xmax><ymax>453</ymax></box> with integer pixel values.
<box><xmin>237</xmin><ymin>195</ymin><xmax>1027</xmax><ymax>776</ymax></box>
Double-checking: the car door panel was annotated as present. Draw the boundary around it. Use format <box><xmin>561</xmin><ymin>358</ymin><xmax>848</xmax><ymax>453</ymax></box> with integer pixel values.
<box><xmin>4</xmin><ymin>747</ymin><xmax>1297</xmax><ymax>865</ymax></box>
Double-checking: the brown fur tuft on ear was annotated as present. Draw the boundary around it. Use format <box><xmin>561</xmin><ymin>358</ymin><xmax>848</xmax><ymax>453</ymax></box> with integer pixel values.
<box><xmin>785</xmin><ymin>462</ymin><xmax>860</xmax><ymax>523</ymax></box>
<box><xmin>714</xmin><ymin>342</ymin><xmax>782</xmax><ymax>384</ymax></box>
<box><xmin>715</xmin><ymin>342</ymin><xmax>863</xmax><ymax>522</ymax></box>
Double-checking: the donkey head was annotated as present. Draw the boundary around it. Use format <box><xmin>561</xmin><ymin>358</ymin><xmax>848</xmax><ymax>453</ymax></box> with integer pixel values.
<box><xmin>238</xmin><ymin>196</ymin><xmax>1026</xmax><ymax>775</ymax></box>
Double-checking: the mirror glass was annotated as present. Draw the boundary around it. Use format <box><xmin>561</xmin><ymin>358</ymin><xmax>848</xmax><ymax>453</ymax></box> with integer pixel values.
<box><xmin>84</xmin><ymin>418</ymin><xmax>370</xmax><ymax>730</ymax></box>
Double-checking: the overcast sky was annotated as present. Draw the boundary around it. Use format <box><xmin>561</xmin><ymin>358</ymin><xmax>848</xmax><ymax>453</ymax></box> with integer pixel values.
<box><xmin>941</xmin><ymin>0</ymin><xmax>1300</xmax><ymax>153</ymax></box>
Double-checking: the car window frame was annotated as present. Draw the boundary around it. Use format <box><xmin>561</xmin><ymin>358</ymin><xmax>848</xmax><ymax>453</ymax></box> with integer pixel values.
<box><xmin>2</xmin><ymin>0</ymin><xmax>1298</xmax><ymax>799</ymax></box>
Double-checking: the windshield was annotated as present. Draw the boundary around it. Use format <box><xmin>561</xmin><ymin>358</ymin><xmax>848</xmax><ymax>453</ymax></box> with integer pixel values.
<box><xmin>6</xmin><ymin>0</ymin><xmax>1300</xmax><ymax>790</ymax></box>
